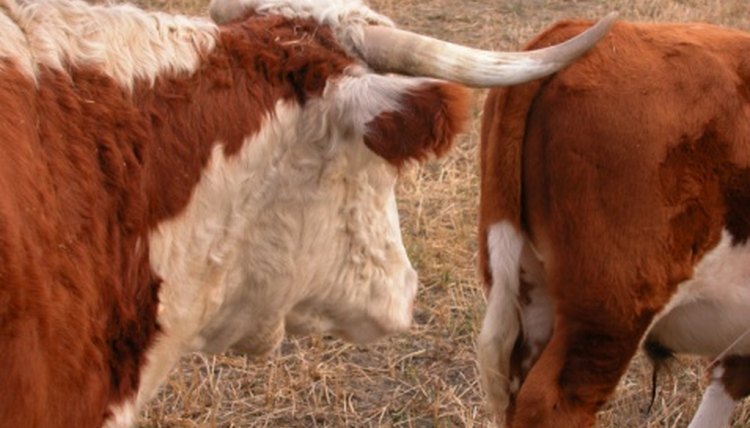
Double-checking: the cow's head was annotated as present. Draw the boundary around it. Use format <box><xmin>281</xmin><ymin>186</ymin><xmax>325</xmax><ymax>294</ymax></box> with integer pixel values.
<box><xmin>266</xmin><ymin>74</ymin><xmax>470</xmax><ymax>344</ymax></box>
<box><xmin>148</xmin><ymin>0</ymin><xmax>617</xmax><ymax>361</ymax></box>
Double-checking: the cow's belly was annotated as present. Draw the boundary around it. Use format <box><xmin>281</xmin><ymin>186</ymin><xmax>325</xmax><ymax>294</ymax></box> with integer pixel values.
<box><xmin>647</xmin><ymin>230</ymin><xmax>750</xmax><ymax>356</ymax></box>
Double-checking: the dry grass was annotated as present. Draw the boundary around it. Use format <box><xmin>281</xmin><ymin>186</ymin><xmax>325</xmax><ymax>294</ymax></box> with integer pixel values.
<box><xmin>133</xmin><ymin>0</ymin><xmax>750</xmax><ymax>427</ymax></box>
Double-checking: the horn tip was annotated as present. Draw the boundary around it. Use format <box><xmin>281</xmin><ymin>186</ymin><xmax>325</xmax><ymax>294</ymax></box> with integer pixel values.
<box><xmin>598</xmin><ymin>11</ymin><xmax>620</xmax><ymax>30</ymax></box>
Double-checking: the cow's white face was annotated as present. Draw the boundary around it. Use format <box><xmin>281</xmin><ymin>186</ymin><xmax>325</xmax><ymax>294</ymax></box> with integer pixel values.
<box><xmin>276</xmin><ymin>140</ymin><xmax>417</xmax><ymax>344</ymax></box>
<box><xmin>132</xmin><ymin>25</ymin><xmax>466</xmax><ymax>412</ymax></box>
<box><xmin>228</xmin><ymin>79</ymin><xmax>420</xmax><ymax>345</ymax></box>
<box><xmin>273</xmin><ymin>70</ymin><xmax>430</xmax><ymax>343</ymax></box>
<box><xmin>147</xmin><ymin>70</ymin><xmax>451</xmax><ymax>377</ymax></box>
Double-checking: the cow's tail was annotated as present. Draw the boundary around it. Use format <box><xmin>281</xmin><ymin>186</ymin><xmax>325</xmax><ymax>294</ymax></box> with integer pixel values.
<box><xmin>476</xmin><ymin>80</ymin><xmax>543</xmax><ymax>425</ymax></box>
<box><xmin>642</xmin><ymin>340</ymin><xmax>675</xmax><ymax>414</ymax></box>
<box><xmin>477</xmin><ymin>220</ymin><xmax>525</xmax><ymax>425</ymax></box>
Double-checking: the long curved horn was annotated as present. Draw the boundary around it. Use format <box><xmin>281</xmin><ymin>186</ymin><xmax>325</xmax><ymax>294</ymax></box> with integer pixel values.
<box><xmin>356</xmin><ymin>12</ymin><xmax>618</xmax><ymax>87</ymax></box>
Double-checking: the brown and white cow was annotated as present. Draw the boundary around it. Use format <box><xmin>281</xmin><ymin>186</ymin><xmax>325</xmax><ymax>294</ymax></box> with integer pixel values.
<box><xmin>0</xmin><ymin>0</ymin><xmax>615</xmax><ymax>426</ymax></box>
<box><xmin>478</xmin><ymin>19</ymin><xmax>750</xmax><ymax>428</ymax></box>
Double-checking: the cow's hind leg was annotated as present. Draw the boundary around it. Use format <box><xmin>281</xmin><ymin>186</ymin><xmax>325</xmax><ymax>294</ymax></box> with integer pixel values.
<box><xmin>689</xmin><ymin>355</ymin><xmax>750</xmax><ymax>428</ymax></box>
<box><xmin>511</xmin><ymin>295</ymin><xmax>657</xmax><ymax>428</ymax></box>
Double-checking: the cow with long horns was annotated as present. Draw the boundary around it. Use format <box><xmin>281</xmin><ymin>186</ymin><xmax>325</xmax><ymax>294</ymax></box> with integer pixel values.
<box><xmin>0</xmin><ymin>0</ymin><xmax>615</xmax><ymax>426</ymax></box>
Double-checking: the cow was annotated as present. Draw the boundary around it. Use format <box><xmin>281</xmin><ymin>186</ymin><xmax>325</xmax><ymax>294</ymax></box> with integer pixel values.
<box><xmin>0</xmin><ymin>0</ymin><xmax>616</xmax><ymax>426</ymax></box>
<box><xmin>477</xmin><ymin>18</ymin><xmax>750</xmax><ymax>428</ymax></box>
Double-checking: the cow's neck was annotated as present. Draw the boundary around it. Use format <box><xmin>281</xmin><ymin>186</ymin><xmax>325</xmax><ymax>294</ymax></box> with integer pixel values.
<box><xmin>127</xmin><ymin>17</ymin><xmax>353</xmax><ymax>410</ymax></box>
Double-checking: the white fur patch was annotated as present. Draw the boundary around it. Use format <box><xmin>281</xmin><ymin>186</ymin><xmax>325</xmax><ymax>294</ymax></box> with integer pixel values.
<box><xmin>103</xmin><ymin>399</ymin><xmax>136</xmax><ymax>428</ymax></box>
<box><xmin>648</xmin><ymin>230</ymin><xmax>750</xmax><ymax>356</ymax></box>
<box><xmin>1</xmin><ymin>0</ymin><xmax>217</xmax><ymax>88</ymax></box>
<box><xmin>688</xmin><ymin>366</ymin><xmax>738</xmax><ymax>428</ymax></box>
<box><xmin>478</xmin><ymin>221</ymin><xmax>524</xmax><ymax>424</ymax></box>
<box><xmin>210</xmin><ymin>0</ymin><xmax>393</xmax><ymax>27</ymax></box>
<box><xmin>209</xmin><ymin>0</ymin><xmax>393</xmax><ymax>60</ymax></box>
<box><xmin>0</xmin><ymin>0</ymin><xmax>35</xmax><ymax>78</ymax></box>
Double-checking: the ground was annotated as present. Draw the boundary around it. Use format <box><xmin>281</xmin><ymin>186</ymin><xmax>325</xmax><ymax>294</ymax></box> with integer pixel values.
<box><xmin>131</xmin><ymin>0</ymin><xmax>750</xmax><ymax>426</ymax></box>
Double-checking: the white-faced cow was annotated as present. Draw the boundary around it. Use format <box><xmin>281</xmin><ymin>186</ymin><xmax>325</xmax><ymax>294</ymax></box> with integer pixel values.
<box><xmin>0</xmin><ymin>0</ymin><xmax>616</xmax><ymax>426</ymax></box>
<box><xmin>478</xmin><ymin>19</ymin><xmax>750</xmax><ymax>428</ymax></box>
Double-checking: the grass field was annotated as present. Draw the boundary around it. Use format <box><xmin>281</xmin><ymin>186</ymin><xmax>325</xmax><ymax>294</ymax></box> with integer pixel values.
<box><xmin>131</xmin><ymin>0</ymin><xmax>750</xmax><ymax>426</ymax></box>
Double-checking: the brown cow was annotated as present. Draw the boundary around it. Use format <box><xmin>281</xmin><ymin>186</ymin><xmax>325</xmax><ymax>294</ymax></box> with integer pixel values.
<box><xmin>0</xmin><ymin>0</ymin><xmax>614</xmax><ymax>426</ymax></box>
<box><xmin>478</xmin><ymin>19</ymin><xmax>750</xmax><ymax>428</ymax></box>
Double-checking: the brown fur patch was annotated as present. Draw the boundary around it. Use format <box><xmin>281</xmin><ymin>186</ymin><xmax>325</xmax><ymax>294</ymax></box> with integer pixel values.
<box><xmin>724</xmin><ymin>167</ymin><xmax>750</xmax><ymax>245</ymax></box>
<box><xmin>720</xmin><ymin>356</ymin><xmax>750</xmax><ymax>400</ymax></box>
<box><xmin>478</xmin><ymin>81</ymin><xmax>543</xmax><ymax>292</ymax></box>
<box><xmin>659</xmin><ymin>125</ymin><xmax>726</xmax><ymax>262</ymax></box>
<box><xmin>364</xmin><ymin>82</ymin><xmax>469</xmax><ymax>169</ymax></box>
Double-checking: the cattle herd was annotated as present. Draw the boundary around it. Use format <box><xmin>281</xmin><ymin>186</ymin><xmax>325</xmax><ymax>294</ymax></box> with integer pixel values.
<box><xmin>0</xmin><ymin>0</ymin><xmax>747</xmax><ymax>426</ymax></box>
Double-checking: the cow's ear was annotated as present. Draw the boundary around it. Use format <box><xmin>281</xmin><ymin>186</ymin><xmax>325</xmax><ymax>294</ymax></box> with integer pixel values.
<box><xmin>330</xmin><ymin>74</ymin><xmax>470</xmax><ymax>168</ymax></box>
<box><xmin>364</xmin><ymin>80</ymin><xmax>470</xmax><ymax>168</ymax></box>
